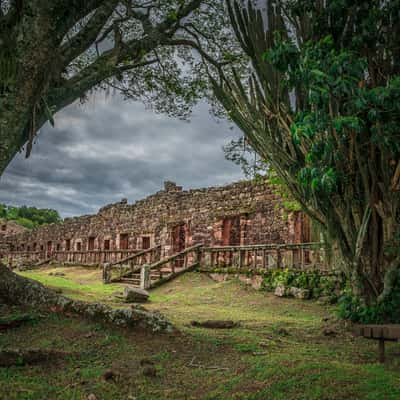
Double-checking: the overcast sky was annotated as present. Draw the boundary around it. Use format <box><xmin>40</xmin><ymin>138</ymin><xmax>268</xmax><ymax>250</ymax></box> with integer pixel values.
<box><xmin>0</xmin><ymin>94</ymin><xmax>244</xmax><ymax>218</ymax></box>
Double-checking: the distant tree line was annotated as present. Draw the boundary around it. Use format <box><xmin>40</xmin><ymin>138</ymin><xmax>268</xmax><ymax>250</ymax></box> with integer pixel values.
<box><xmin>0</xmin><ymin>204</ymin><xmax>62</xmax><ymax>229</ymax></box>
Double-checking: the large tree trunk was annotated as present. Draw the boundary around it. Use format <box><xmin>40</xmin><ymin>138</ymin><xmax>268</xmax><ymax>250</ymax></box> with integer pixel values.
<box><xmin>0</xmin><ymin>2</ymin><xmax>63</xmax><ymax>175</ymax></box>
<box><xmin>0</xmin><ymin>108</ymin><xmax>28</xmax><ymax>174</ymax></box>
<box><xmin>0</xmin><ymin>264</ymin><xmax>173</xmax><ymax>332</ymax></box>
<box><xmin>212</xmin><ymin>1</ymin><xmax>400</xmax><ymax>307</ymax></box>
<box><xmin>327</xmin><ymin>193</ymin><xmax>400</xmax><ymax>306</ymax></box>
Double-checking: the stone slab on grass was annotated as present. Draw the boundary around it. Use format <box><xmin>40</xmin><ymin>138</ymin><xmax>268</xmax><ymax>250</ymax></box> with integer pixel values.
<box><xmin>123</xmin><ymin>286</ymin><xmax>150</xmax><ymax>303</ymax></box>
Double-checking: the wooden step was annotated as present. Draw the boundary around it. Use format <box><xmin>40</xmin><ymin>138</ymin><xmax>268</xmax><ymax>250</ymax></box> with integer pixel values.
<box><xmin>119</xmin><ymin>278</ymin><xmax>140</xmax><ymax>284</ymax></box>
<box><xmin>131</xmin><ymin>273</ymin><xmax>159</xmax><ymax>280</ymax></box>
<box><xmin>119</xmin><ymin>263</ymin><xmax>195</xmax><ymax>288</ymax></box>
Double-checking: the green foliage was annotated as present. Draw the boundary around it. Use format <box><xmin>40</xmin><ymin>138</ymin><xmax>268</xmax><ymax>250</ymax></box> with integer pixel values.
<box><xmin>261</xmin><ymin>269</ymin><xmax>345</xmax><ymax>299</ymax></box>
<box><xmin>338</xmin><ymin>291</ymin><xmax>400</xmax><ymax>324</ymax></box>
<box><xmin>338</xmin><ymin>271</ymin><xmax>400</xmax><ymax>324</ymax></box>
<box><xmin>267</xmin><ymin>170</ymin><xmax>302</xmax><ymax>213</ymax></box>
<box><xmin>216</xmin><ymin>0</ymin><xmax>400</xmax><ymax>306</ymax></box>
<box><xmin>223</xmin><ymin>136</ymin><xmax>269</xmax><ymax>179</ymax></box>
<box><xmin>0</xmin><ymin>204</ymin><xmax>61</xmax><ymax>229</ymax></box>
<box><xmin>265</xmin><ymin>24</ymin><xmax>400</xmax><ymax>199</ymax></box>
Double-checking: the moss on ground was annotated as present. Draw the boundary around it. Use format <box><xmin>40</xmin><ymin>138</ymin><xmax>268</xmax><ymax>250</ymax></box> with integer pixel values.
<box><xmin>0</xmin><ymin>267</ymin><xmax>399</xmax><ymax>399</ymax></box>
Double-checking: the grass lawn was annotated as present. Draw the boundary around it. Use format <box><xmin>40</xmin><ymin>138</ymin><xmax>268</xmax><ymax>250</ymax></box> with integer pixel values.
<box><xmin>0</xmin><ymin>266</ymin><xmax>399</xmax><ymax>400</ymax></box>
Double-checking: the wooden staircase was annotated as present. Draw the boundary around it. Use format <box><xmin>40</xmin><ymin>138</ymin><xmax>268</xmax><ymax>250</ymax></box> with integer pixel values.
<box><xmin>104</xmin><ymin>244</ymin><xmax>203</xmax><ymax>289</ymax></box>
<box><xmin>118</xmin><ymin>269</ymin><xmax>165</xmax><ymax>286</ymax></box>
<box><xmin>102</xmin><ymin>245</ymin><xmax>161</xmax><ymax>284</ymax></box>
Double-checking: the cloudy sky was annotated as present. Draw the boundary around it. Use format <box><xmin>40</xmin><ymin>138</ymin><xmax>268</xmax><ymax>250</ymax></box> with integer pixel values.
<box><xmin>0</xmin><ymin>95</ymin><xmax>244</xmax><ymax>218</ymax></box>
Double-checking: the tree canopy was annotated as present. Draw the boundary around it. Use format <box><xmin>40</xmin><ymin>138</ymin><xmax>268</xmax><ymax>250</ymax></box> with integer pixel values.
<box><xmin>0</xmin><ymin>0</ymin><xmax>241</xmax><ymax>175</ymax></box>
<box><xmin>212</xmin><ymin>0</ymin><xmax>400</xmax><ymax>307</ymax></box>
<box><xmin>0</xmin><ymin>204</ymin><xmax>62</xmax><ymax>229</ymax></box>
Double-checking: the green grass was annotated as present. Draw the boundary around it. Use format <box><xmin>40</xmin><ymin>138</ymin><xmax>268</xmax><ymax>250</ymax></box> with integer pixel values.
<box><xmin>1</xmin><ymin>267</ymin><xmax>399</xmax><ymax>399</ymax></box>
<box><xmin>18</xmin><ymin>266</ymin><xmax>126</xmax><ymax>304</ymax></box>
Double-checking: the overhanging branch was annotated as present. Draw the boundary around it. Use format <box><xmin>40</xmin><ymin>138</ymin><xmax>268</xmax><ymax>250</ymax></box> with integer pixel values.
<box><xmin>60</xmin><ymin>0</ymin><xmax>119</xmax><ymax>66</ymax></box>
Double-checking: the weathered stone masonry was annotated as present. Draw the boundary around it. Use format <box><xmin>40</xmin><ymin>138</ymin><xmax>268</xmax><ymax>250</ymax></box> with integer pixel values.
<box><xmin>0</xmin><ymin>219</ymin><xmax>27</xmax><ymax>237</ymax></box>
<box><xmin>3</xmin><ymin>180</ymin><xmax>309</xmax><ymax>256</ymax></box>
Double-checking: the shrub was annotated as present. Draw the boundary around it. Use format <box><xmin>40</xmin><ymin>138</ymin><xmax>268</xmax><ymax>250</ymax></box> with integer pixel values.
<box><xmin>261</xmin><ymin>269</ymin><xmax>345</xmax><ymax>299</ymax></box>
<box><xmin>338</xmin><ymin>272</ymin><xmax>400</xmax><ymax>324</ymax></box>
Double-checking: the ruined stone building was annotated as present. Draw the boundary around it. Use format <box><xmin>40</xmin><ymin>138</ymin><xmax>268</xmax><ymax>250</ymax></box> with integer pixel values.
<box><xmin>0</xmin><ymin>219</ymin><xmax>28</xmax><ymax>254</ymax></box>
<box><xmin>0</xmin><ymin>219</ymin><xmax>28</xmax><ymax>237</ymax></box>
<box><xmin>1</xmin><ymin>180</ymin><xmax>310</xmax><ymax>258</ymax></box>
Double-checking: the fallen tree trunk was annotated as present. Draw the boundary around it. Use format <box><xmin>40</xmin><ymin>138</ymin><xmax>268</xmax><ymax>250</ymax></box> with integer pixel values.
<box><xmin>190</xmin><ymin>320</ymin><xmax>238</xmax><ymax>329</ymax></box>
<box><xmin>0</xmin><ymin>264</ymin><xmax>172</xmax><ymax>333</ymax></box>
<box><xmin>0</xmin><ymin>314</ymin><xmax>37</xmax><ymax>331</ymax></box>
<box><xmin>0</xmin><ymin>349</ymin><xmax>72</xmax><ymax>367</ymax></box>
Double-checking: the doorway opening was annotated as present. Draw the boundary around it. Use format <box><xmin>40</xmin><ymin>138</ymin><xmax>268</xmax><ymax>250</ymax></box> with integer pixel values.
<box><xmin>119</xmin><ymin>233</ymin><xmax>129</xmax><ymax>250</ymax></box>
<box><xmin>222</xmin><ymin>216</ymin><xmax>241</xmax><ymax>246</ymax></box>
<box><xmin>88</xmin><ymin>236</ymin><xmax>95</xmax><ymax>251</ymax></box>
<box><xmin>142</xmin><ymin>236</ymin><xmax>151</xmax><ymax>250</ymax></box>
<box><xmin>172</xmin><ymin>223</ymin><xmax>186</xmax><ymax>268</ymax></box>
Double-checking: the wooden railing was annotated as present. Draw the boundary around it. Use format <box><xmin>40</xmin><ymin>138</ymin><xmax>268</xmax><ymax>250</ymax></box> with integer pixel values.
<box><xmin>2</xmin><ymin>248</ymin><xmax>160</xmax><ymax>267</ymax></box>
<box><xmin>102</xmin><ymin>245</ymin><xmax>162</xmax><ymax>283</ymax></box>
<box><xmin>3</xmin><ymin>242</ymin><xmax>327</xmax><ymax>288</ymax></box>
<box><xmin>201</xmin><ymin>242</ymin><xmax>326</xmax><ymax>272</ymax></box>
<box><xmin>53</xmin><ymin>249</ymin><xmax>143</xmax><ymax>265</ymax></box>
<box><xmin>2</xmin><ymin>251</ymin><xmax>46</xmax><ymax>265</ymax></box>
<box><xmin>142</xmin><ymin>244</ymin><xmax>204</xmax><ymax>289</ymax></box>
<box><xmin>108</xmin><ymin>245</ymin><xmax>161</xmax><ymax>267</ymax></box>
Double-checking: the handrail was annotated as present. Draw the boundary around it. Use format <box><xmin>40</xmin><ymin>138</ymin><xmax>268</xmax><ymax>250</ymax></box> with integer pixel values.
<box><xmin>149</xmin><ymin>244</ymin><xmax>203</xmax><ymax>270</ymax></box>
<box><xmin>102</xmin><ymin>245</ymin><xmax>162</xmax><ymax>284</ymax></box>
<box><xmin>108</xmin><ymin>245</ymin><xmax>161</xmax><ymax>267</ymax></box>
<box><xmin>201</xmin><ymin>242</ymin><xmax>326</xmax><ymax>271</ymax></box>
<box><xmin>5</xmin><ymin>249</ymin><xmax>153</xmax><ymax>256</ymax></box>
<box><xmin>4</xmin><ymin>251</ymin><xmax>46</xmax><ymax>255</ymax></box>
<box><xmin>2</xmin><ymin>243</ymin><xmax>322</xmax><ymax>257</ymax></box>
<box><xmin>135</xmin><ymin>244</ymin><xmax>203</xmax><ymax>289</ymax></box>
<box><xmin>202</xmin><ymin>242</ymin><xmax>323</xmax><ymax>252</ymax></box>
<box><xmin>54</xmin><ymin>249</ymin><xmax>141</xmax><ymax>254</ymax></box>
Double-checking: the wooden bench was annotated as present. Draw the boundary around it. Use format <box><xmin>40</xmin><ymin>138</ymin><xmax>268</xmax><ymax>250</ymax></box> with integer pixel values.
<box><xmin>354</xmin><ymin>324</ymin><xmax>400</xmax><ymax>363</ymax></box>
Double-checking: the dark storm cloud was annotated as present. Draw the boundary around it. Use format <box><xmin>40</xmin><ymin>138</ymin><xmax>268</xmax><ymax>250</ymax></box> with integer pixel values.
<box><xmin>0</xmin><ymin>94</ymin><xmax>244</xmax><ymax>217</ymax></box>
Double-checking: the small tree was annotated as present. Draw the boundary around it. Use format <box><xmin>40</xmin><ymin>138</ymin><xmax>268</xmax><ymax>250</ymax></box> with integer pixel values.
<box><xmin>211</xmin><ymin>0</ymin><xmax>400</xmax><ymax>305</ymax></box>
<box><xmin>0</xmin><ymin>0</ymin><xmax>239</xmax><ymax>175</ymax></box>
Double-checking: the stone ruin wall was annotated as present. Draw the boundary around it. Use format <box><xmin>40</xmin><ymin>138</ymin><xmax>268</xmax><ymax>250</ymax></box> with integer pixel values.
<box><xmin>0</xmin><ymin>220</ymin><xmax>28</xmax><ymax>253</ymax></box>
<box><xmin>0</xmin><ymin>219</ymin><xmax>28</xmax><ymax>237</ymax></box>
<box><xmin>3</xmin><ymin>180</ymin><xmax>306</xmax><ymax>255</ymax></box>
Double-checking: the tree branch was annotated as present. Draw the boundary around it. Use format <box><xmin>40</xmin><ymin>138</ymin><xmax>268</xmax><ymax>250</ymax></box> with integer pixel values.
<box><xmin>60</xmin><ymin>0</ymin><xmax>119</xmax><ymax>66</ymax></box>
<box><xmin>54</xmin><ymin>1</ymin><xmax>209</xmax><ymax>113</ymax></box>
<box><xmin>166</xmin><ymin>38</ymin><xmax>229</xmax><ymax>69</ymax></box>
<box><xmin>56</xmin><ymin>0</ymin><xmax>108</xmax><ymax>23</ymax></box>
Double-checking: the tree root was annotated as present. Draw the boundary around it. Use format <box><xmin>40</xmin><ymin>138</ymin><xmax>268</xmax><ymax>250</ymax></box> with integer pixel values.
<box><xmin>0</xmin><ymin>264</ymin><xmax>172</xmax><ymax>333</ymax></box>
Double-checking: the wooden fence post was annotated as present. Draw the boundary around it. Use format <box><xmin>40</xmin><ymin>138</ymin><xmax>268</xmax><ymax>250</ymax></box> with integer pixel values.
<box><xmin>239</xmin><ymin>250</ymin><xmax>244</xmax><ymax>268</ymax></box>
<box><xmin>277</xmin><ymin>248</ymin><xmax>282</xmax><ymax>269</ymax></box>
<box><xmin>102</xmin><ymin>263</ymin><xmax>111</xmax><ymax>284</ymax></box>
<box><xmin>140</xmin><ymin>265</ymin><xmax>151</xmax><ymax>290</ymax></box>
<box><xmin>195</xmin><ymin>246</ymin><xmax>203</xmax><ymax>267</ymax></box>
